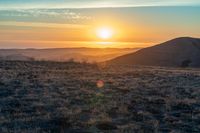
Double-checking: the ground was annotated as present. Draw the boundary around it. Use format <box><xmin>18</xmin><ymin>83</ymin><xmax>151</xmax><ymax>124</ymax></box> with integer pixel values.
<box><xmin>0</xmin><ymin>61</ymin><xmax>200</xmax><ymax>133</ymax></box>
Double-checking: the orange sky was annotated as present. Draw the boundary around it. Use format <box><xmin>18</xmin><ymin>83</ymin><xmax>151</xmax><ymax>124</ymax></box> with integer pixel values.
<box><xmin>0</xmin><ymin>7</ymin><xmax>200</xmax><ymax>48</ymax></box>
<box><xmin>0</xmin><ymin>21</ymin><xmax>158</xmax><ymax>48</ymax></box>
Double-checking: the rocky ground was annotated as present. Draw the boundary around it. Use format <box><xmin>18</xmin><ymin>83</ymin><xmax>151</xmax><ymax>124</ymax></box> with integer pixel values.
<box><xmin>0</xmin><ymin>61</ymin><xmax>200</xmax><ymax>133</ymax></box>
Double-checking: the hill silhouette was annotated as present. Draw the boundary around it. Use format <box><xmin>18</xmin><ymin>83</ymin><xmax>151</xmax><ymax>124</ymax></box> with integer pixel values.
<box><xmin>108</xmin><ymin>37</ymin><xmax>200</xmax><ymax>67</ymax></box>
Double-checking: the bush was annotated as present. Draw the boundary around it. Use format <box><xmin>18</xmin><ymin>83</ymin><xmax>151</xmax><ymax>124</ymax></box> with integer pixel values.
<box><xmin>181</xmin><ymin>59</ymin><xmax>191</xmax><ymax>67</ymax></box>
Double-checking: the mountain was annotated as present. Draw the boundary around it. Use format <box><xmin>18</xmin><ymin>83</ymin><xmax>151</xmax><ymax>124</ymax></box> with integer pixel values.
<box><xmin>0</xmin><ymin>48</ymin><xmax>139</xmax><ymax>62</ymax></box>
<box><xmin>108</xmin><ymin>37</ymin><xmax>200</xmax><ymax>67</ymax></box>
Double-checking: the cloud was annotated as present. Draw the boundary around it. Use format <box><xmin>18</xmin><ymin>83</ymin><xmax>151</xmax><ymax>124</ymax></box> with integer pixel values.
<box><xmin>17</xmin><ymin>9</ymin><xmax>92</xmax><ymax>20</ymax></box>
<box><xmin>0</xmin><ymin>21</ymin><xmax>89</xmax><ymax>29</ymax></box>
<box><xmin>0</xmin><ymin>0</ymin><xmax>200</xmax><ymax>9</ymax></box>
<box><xmin>0</xmin><ymin>9</ymin><xmax>92</xmax><ymax>23</ymax></box>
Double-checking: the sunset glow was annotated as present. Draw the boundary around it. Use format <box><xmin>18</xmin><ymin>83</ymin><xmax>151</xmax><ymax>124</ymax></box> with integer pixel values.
<box><xmin>0</xmin><ymin>1</ymin><xmax>200</xmax><ymax>48</ymax></box>
<box><xmin>96</xmin><ymin>27</ymin><xmax>114</xmax><ymax>40</ymax></box>
<box><xmin>1</xmin><ymin>1</ymin><xmax>200</xmax><ymax>132</ymax></box>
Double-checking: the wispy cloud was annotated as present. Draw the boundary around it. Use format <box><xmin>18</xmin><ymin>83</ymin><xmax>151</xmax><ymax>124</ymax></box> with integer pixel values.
<box><xmin>0</xmin><ymin>9</ymin><xmax>92</xmax><ymax>21</ymax></box>
<box><xmin>0</xmin><ymin>0</ymin><xmax>200</xmax><ymax>9</ymax></box>
<box><xmin>0</xmin><ymin>21</ymin><xmax>89</xmax><ymax>29</ymax></box>
<box><xmin>16</xmin><ymin>9</ymin><xmax>92</xmax><ymax>20</ymax></box>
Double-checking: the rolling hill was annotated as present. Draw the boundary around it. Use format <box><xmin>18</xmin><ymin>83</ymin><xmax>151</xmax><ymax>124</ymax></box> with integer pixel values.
<box><xmin>0</xmin><ymin>54</ymin><xmax>34</xmax><ymax>61</ymax></box>
<box><xmin>0</xmin><ymin>48</ymin><xmax>139</xmax><ymax>62</ymax></box>
<box><xmin>108</xmin><ymin>37</ymin><xmax>200</xmax><ymax>67</ymax></box>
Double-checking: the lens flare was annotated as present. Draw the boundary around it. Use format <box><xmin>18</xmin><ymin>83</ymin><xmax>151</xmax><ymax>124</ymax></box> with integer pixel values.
<box><xmin>97</xmin><ymin>80</ymin><xmax>104</xmax><ymax>88</ymax></box>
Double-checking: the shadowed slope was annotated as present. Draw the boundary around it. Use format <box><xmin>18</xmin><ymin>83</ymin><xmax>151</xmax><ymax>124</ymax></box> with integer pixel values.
<box><xmin>108</xmin><ymin>37</ymin><xmax>200</xmax><ymax>67</ymax></box>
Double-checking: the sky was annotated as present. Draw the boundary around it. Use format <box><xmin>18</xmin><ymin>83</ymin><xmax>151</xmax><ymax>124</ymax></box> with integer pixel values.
<box><xmin>1</xmin><ymin>0</ymin><xmax>200</xmax><ymax>9</ymax></box>
<box><xmin>0</xmin><ymin>0</ymin><xmax>200</xmax><ymax>48</ymax></box>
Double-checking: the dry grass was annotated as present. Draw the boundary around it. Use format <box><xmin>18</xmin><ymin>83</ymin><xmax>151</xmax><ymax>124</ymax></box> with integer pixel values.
<box><xmin>0</xmin><ymin>61</ymin><xmax>200</xmax><ymax>132</ymax></box>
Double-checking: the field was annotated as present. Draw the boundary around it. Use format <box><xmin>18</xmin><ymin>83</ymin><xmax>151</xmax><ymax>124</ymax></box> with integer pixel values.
<box><xmin>0</xmin><ymin>61</ymin><xmax>200</xmax><ymax>133</ymax></box>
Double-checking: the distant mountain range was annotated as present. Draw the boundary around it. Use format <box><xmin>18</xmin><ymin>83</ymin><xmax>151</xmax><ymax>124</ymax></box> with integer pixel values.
<box><xmin>108</xmin><ymin>37</ymin><xmax>200</xmax><ymax>67</ymax></box>
<box><xmin>0</xmin><ymin>48</ymin><xmax>139</xmax><ymax>63</ymax></box>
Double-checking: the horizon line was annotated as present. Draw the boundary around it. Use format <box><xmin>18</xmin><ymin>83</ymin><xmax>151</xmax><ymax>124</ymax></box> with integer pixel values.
<box><xmin>0</xmin><ymin>47</ymin><xmax>142</xmax><ymax>50</ymax></box>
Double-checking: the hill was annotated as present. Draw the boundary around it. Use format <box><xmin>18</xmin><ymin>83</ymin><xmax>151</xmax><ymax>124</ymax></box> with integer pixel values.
<box><xmin>0</xmin><ymin>54</ymin><xmax>34</xmax><ymax>61</ymax></box>
<box><xmin>108</xmin><ymin>37</ymin><xmax>200</xmax><ymax>67</ymax></box>
<box><xmin>0</xmin><ymin>48</ymin><xmax>139</xmax><ymax>62</ymax></box>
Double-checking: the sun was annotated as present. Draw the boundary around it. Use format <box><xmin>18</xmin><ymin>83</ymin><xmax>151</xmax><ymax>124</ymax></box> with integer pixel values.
<box><xmin>96</xmin><ymin>27</ymin><xmax>113</xmax><ymax>40</ymax></box>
